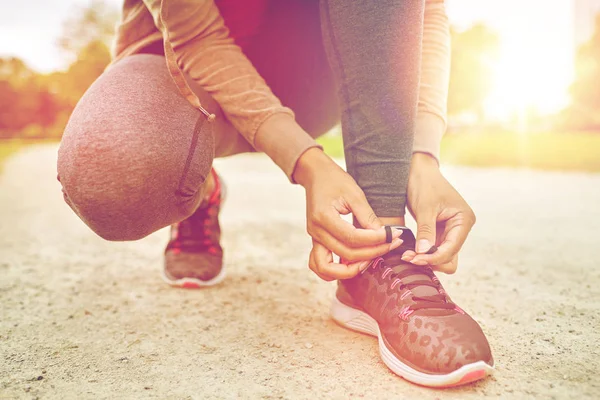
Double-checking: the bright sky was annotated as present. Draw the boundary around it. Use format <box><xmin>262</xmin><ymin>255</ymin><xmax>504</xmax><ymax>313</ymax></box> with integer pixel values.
<box><xmin>447</xmin><ymin>0</ymin><xmax>576</xmax><ymax>119</ymax></box>
<box><xmin>0</xmin><ymin>0</ymin><xmax>580</xmax><ymax>119</ymax></box>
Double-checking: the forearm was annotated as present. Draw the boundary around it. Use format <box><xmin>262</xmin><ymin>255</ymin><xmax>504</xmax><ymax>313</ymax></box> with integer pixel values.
<box><xmin>254</xmin><ymin>113</ymin><xmax>322</xmax><ymax>182</ymax></box>
<box><xmin>142</xmin><ymin>0</ymin><xmax>320</xmax><ymax>181</ymax></box>
<box><xmin>414</xmin><ymin>0</ymin><xmax>451</xmax><ymax>161</ymax></box>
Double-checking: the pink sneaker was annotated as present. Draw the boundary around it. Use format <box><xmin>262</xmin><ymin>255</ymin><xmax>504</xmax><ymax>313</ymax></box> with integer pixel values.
<box><xmin>331</xmin><ymin>228</ymin><xmax>494</xmax><ymax>387</ymax></box>
<box><xmin>163</xmin><ymin>169</ymin><xmax>225</xmax><ymax>288</ymax></box>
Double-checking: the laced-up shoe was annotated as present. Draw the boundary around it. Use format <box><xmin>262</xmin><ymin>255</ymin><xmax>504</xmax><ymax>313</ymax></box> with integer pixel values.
<box><xmin>331</xmin><ymin>228</ymin><xmax>494</xmax><ymax>387</ymax></box>
<box><xmin>163</xmin><ymin>169</ymin><xmax>225</xmax><ymax>288</ymax></box>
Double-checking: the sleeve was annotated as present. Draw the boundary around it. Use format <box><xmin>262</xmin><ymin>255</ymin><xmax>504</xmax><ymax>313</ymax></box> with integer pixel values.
<box><xmin>413</xmin><ymin>0</ymin><xmax>451</xmax><ymax>162</ymax></box>
<box><xmin>142</xmin><ymin>0</ymin><xmax>320</xmax><ymax>180</ymax></box>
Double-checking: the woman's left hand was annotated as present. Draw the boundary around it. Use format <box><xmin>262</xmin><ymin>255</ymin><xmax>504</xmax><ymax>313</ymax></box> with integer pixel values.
<box><xmin>403</xmin><ymin>153</ymin><xmax>476</xmax><ymax>274</ymax></box>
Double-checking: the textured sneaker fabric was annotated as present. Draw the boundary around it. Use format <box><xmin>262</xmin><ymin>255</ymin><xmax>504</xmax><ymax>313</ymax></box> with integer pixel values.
<box><xmin>164</xmin><ymin>171</ymin><xmax>225</xmax><ymax>282</ymax></box>
<box><xmin>336</xmin><ymin>229</ymin><xmax>494</xmax><ymax>375</ymax></box>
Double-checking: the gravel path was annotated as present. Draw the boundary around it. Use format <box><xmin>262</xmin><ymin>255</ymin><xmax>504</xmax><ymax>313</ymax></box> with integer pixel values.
<box><xmin>1</xmin><ymin>144</ymin><xmax>599</xmax><ymax>399</ymax></box>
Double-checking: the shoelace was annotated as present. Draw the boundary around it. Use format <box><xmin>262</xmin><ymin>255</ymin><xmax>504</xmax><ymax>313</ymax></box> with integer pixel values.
<box><xmin>368</xmin><ymin>257</ymin><xmax>458</xmax><ymax>319</ymax></box>
<box><xmin>167</xmin><ymin>171</ymin><xmax>221</xmax><ymax>256</ymax></box>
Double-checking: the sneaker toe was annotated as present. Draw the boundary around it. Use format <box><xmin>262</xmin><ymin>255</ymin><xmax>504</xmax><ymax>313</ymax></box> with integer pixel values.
<box><xmin>383</xmin><ymin>312</ymin><xmax>493</xmax><ymax>375</ymax></box>
<box><xmin>164</xmin><ymin>251</ymin><xmax>223</xmax><ymax>282</ymax></box>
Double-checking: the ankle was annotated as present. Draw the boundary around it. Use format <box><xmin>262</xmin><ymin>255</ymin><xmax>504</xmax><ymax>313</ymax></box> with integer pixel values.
<box><xmin>197</xmin><ymin>170</ymin><xmax>216</xmax><ymax>208</ymax></box>
<box><xmin>379</xmin><ymin>216</ymin><xmax>406</xmax><ymax>227</ymax></box>
<box><xmin>205</xmin><ymin>170</ymin><xmax>216</xmax><ymax>198</ymax></box>
<box><xmin>353</xmin><ymin>216</ymin><xmax>406</xmax><ymax>229</ymax></box>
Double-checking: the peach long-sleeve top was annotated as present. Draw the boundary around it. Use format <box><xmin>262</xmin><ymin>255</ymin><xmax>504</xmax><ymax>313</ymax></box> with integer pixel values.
<box><xmin>112</xmin><ymin>0</ymin><xmax>450</xmax><ymax>181</ymax></box>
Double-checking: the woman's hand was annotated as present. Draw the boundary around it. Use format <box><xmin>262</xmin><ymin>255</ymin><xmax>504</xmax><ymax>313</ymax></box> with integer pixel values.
<box><xmin>403</xmin><ymin>153</ymin><xmax>476</xmax><ymax>274</ymax></box>
<box><xmin>293</xmin><ymin>148</ymin><xmax>403</xmax><ymax>281</ymax></box>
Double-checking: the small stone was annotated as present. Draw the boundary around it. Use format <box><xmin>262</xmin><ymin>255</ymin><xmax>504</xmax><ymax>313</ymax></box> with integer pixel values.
<box><xmin>36</xmin><ymin>376</ymin><xmax>43</xmax><ymax>381</ymax></box>
<box><xmin>304</xmin><ymin>343</ymin><xmax>313</xmax><ymax>349</ymax></box>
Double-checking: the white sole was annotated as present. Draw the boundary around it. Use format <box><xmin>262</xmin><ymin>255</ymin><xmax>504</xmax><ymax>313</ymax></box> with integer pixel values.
<box><xmin>161</xmin><ymin>264</ymin><xmax>226</xmax><ymax>288</ymax></box>
<box><xmin>330</xmin><ymin>296</ymin><xmax>494</xmax><ymax>387</ymax></box>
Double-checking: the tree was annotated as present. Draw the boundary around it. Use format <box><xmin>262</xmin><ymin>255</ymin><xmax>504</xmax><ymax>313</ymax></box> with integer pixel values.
<box><xmin>58</xmin><ymin>39</ymin><xmax>112</xmax><ymax>108</ymax></box>
<box><xmin>0</xmin><ymin>1</ymin><xmax>118</xmax><ymax>138</ymax></box>
<box><xmin>567</xmin><ymin>14</ymin><xmax>600</xmax><ymax>129</ymax></box>
<box><xmin>0</xmin><ymin>58</ymin><xmax>62</xmax><ymax>137</ymax></box>
<box><xmin>448</xmin><ymin>24</ymin><xmax>499</xmax><ymax>120</ymax></box>
<box><xmin>58</xmin><ymin>0</ymin><xmax>119</xmax><ymax>63</ymax></box>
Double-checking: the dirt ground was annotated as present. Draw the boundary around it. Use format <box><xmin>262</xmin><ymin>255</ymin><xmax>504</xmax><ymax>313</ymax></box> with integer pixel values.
<box><xmin>1</xmin><ymin>144</ymin><xmax>599</xmax><ymax>399</ymax></box>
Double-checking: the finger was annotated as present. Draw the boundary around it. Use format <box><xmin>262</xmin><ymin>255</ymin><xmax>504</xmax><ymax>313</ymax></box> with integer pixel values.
<box><xmin>308</xmin><ymin>244</ymin><xmax>336</xmax><ymax>281</ymax></box>
<box><xmin>401</xmin><ymin>250</ymin><xmax>417</xmax><ymax>262</ymax></box>
<box><xmin>432</xmin><ymin>254</ymin><xmax>458</xmax><ymax>274</ymax></box>
<box><xmin>348</xmin><ymin>194</ymin><xmax>382</xmax><ymax>230</ymax></box>
<box><xmin>318</xmin><ymin>213</ymin><xmax>402</xmax><ymax>247</ymax></box>
<box><xmin>311</xmin><ymin>241</ymin><xmax>363</xmax><ymax>280</ymax></box>
<box><xmin>316</xmin><ymin>230</ymin><xmax>403</xmax><ymax>263</ymax></box>
<box><xmin>411</xmin><ymin>218</ymin><xmax>472</xmax><ymax>266</ymax></box>
<box><xmin>347</xmin><ymin>260</ymin><xmax>372</xmax><ymax>273</ymax></box>
<box><xmin>415</xmin><ymin>208</ymin><xmax>438</xmax><ymax>255</ymax></box>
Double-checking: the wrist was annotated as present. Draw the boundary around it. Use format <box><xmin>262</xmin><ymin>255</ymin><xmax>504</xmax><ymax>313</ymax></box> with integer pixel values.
<box><xmin>254</xmin><ymin>113</ymin><xmax>323</xmax><ymax>182</ymax></box>
<box><xmin>411</xmin><ymin>152</ymin><xmax>439</xmax><ymax>170</ymax></box>
<box><xmin>293</xmin><ymin>147</ymin><xmax>335</xmax><ymax>187</ymax></box>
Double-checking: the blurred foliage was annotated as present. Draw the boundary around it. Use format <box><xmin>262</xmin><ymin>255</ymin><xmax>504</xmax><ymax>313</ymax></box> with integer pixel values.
<box><xmin>0</xmin><ymin>58</ymin><xmax>67</xmax><ymax>137</ymax></box>
<box><xmin>0</xmin><ymin>1</ymin><xmax>599</xmax><ymax>140</ymax></box>
<box><xmin>448</xmin><ymin>24</ymin><xmax>499</xmax><ymax>120</ymax></box>
<box><xmin>318</xmin><ymin>130</ymin><xmax>600</xmax><ymax>172</ymax></box>
<box><xmin>441</xmin><ymin>130</ymin><xmax>600</xmax><ymax>172</ymax></box>
<box><xmin>563</xmin><ymin>14</ymin><xmax>600</xmax><ymax>130</ymax></box>
<box><xmin>58</xmin><ymin>0</ymin><xmax>118</xmax><ymax>62</ymax></box>
<box><xmin>0</xmin><ymin>1</ymin><xmax>115</xmax><ymax>139</ymax></box>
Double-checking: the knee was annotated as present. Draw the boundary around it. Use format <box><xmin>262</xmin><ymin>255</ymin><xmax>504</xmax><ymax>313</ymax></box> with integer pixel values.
<box><xmin>57</xmin><ymin>143</ymin><xmax>158</xmax><ymax>241</ymax></box>
<box><xmin>56</xmin><ymin>54</ymin><xmax>213</xmax><ymax>241</ymax></box>
<box><xmin>57</xmin><ymin>133</ymin><xmax>201</xmax><ymax>242</ymax></box>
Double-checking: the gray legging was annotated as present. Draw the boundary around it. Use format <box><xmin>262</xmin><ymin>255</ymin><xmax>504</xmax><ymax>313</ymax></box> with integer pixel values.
<box><xmin>57</xmin><ymin>0</ymin><xmax>424</xmax><ymax>241</ymax></box>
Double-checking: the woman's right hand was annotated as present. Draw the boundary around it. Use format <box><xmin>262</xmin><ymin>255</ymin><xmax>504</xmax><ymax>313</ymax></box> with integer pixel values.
<box><xmin>293</xmin><ymin>148</ymin><xmax>403</xmax><ymax>281</ymax></box>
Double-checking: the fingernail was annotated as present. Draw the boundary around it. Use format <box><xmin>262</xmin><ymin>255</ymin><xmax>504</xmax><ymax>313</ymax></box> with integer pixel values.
<box><xmin>426</xmin><ymin>245</ymin><xmax>438</xmax><ymax>255</ymax></box>
<box><xmin>358</xmin><ymin>261</ymin><xmax>371</xmax><ymax>271</ymax></box>
<box><xmin>416</xmin><ymin>239</ymin><xmax>431</xmax><ymax>253</ymax></box>
<box><xmin>392</xmin><ymin>229</ymin><xmax>403</xmax><ymax>239</ymax></box>
<box><xmin>401</xmin><ymin>255</ymin><xmax>411</xmax><ymax>261</ymax></box>
<box><xmin>390</xmin><ymin>238</ymin><xmax>403</xmax><ymax>250</ymax></box>
<box><xmin>411</xmin><ymin>259</ymin><xmax>428</xmax><ymax>266</ymax></box>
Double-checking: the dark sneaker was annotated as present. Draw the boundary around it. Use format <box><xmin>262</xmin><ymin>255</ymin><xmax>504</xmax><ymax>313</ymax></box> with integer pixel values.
<box><xmin>331</xmin><ymin>228</ymin><xmax>494</xmax><ymax>387</ymax></box>
<box><xmin>163</xmin><ymin>168</ymin><xmax>225</xmax><ymax>288</ymax></box>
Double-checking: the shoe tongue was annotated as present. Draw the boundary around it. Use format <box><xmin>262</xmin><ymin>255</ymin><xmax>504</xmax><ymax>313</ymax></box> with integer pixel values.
<box><xmin>382</xmin><ymin>254</ymin><xmax>439</xmax><ymax>297</ymax></box>
<box><xmin>382</xmin><ymin>229</ymin><xmax>438</xmax><ymax>297</ymax></box>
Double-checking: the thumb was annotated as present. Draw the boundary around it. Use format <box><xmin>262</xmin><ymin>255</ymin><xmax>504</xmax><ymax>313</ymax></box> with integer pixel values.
<box><xmin>416</xmin><ymin>210</ymin><xmax>437</xmax><ymax>254</ymax></box>
<box><xmin>350</xmin><ymin>195</ymin><xmax>382</xmax><ymax>230</ymax></box>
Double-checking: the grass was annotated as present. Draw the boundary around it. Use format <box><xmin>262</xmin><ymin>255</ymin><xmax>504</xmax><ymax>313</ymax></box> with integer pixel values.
<box><xmin>317</xmin><ymin>130</ymin><xmax>600</xmax><ymax>172</ymax></box>
<box><xmin>0</xmin><ymin>139</ymin><xmax>57</xmax><ymax>171</ymax></box>
<box><xmin>0</xmin><ymin>140</ymin><xmax>27</xmax><ymax>165</ymax></box>
<box><xmin>2</xmin><ymin>131</ymin><xmax>600</xmax><ymax>173</ymax></box>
